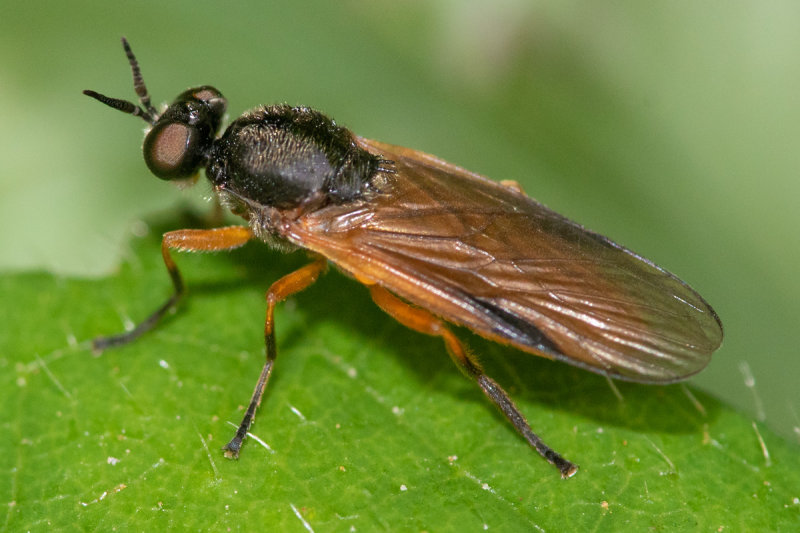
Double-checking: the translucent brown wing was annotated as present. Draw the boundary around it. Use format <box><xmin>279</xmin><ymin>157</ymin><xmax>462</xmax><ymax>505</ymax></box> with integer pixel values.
<box><xmin>285</xmin><ymin>137</ymin><xmax>723</xmax><ymax>383</ymax></box>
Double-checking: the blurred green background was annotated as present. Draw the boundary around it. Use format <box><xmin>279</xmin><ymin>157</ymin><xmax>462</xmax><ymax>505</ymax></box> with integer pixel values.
<box><xmin>1</xmin><ymin>0</ymin><xmax>797</xmax><ymax>470</ymax></box>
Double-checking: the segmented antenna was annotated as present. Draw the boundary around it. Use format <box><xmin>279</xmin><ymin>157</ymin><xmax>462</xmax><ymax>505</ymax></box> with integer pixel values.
<box><xmin>81</xmin><ymin>89</ymin><xmax>152</xmax><ymax>123</ymax></box>
<box><xmin>82</xmin><ymin>37</ymin><xmax>157</xmax><ymax>125</ymax></box>
<box><xmin>121</xmin><ymin>36</ymin><xmax>158</xmax><ymax>119</ymax></box>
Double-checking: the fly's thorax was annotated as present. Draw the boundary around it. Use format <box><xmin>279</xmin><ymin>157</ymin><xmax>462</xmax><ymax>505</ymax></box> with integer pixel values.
<box><xmin>214</xmin><ymin>187</ymin><xmax>298</xmax><ymax>251</ymax></box>
<box><xmin>205</xmin><ymin>104</ymin><xmax>384</xmax><ymax>214</ymax></box>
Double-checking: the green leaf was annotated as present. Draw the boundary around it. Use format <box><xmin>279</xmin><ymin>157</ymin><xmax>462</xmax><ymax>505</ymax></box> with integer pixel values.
<box><xmin>3</xmin><ymin>216</ymin><xmax>799</xmax><ymax>531</ymax></box>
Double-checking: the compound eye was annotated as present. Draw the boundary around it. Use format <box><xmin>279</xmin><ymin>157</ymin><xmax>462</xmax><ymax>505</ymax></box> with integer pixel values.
<box><xmin>143</xmin><ymin>122</ymin><xmax>203</xmax><ymax>180</ymax></box>
<box><xmin>192</xmin><ymin>87</ymin><xmax>224</xmax><ymax>107</ymax></box>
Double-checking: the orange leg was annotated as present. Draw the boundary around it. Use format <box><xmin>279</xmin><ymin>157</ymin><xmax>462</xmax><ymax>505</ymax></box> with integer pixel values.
<box><xmin>223</xmin><ymin>256</ymin><xmax>328</xmax><ymax>458</ymax></box>
<box><xmin>92</xmin><ymin>226</ymin><xmax>254</xmax><ymax>352</ymax></box>
<box><xmin>369</xmin><ymin>285</ymin><xmax>578</xmax><ymax>478</ymax></box>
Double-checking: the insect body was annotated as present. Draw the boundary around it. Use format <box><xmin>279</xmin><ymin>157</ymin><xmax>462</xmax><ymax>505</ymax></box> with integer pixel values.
<box><xmin>85</xmin><ymin>38</ymin><xmax>723</xmax><ymax>478</ymax></box>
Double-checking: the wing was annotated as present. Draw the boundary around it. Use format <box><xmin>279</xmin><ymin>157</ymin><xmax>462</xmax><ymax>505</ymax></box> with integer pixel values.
<box><xmin>285</xmin><ymin>138</ymin><xmax>723</xmax><ymax>383</ymax></box>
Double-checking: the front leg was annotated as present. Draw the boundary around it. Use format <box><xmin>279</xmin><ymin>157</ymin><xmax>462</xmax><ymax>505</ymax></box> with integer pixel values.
<box><xmin>93</xmin><ymin>225</ymin><xmax>254</xmax><ymax>351</ymax></box>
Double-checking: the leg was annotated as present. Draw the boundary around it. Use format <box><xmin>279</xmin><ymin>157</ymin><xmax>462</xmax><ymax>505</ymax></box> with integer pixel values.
<box><xmin>369</xmin><ymin>285</ymin><xmax>578</xmax><ymax>478</ymax></box>
<box><xmin>92</xmin><ymin>226</ymin><xmax>254</xmax><ymax>352</ymax></box>
<box><xmin>223</xmin><ymin>256</ymin><xmax>328</xmax><ymax>458</ymax></box>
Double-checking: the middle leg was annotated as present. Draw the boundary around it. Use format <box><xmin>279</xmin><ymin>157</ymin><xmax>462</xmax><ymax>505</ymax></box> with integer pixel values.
<box><xmin>223</xmin><ymin>255</ymin><xmax>328</xmax><ymax>458</ymax></box>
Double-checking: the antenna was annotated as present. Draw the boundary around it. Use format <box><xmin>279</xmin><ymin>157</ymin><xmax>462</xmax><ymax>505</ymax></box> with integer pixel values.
<box><xmin>82</xmin><ymin>37</ymin><xmax>157</xmax><ymax>125</ymax></box>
